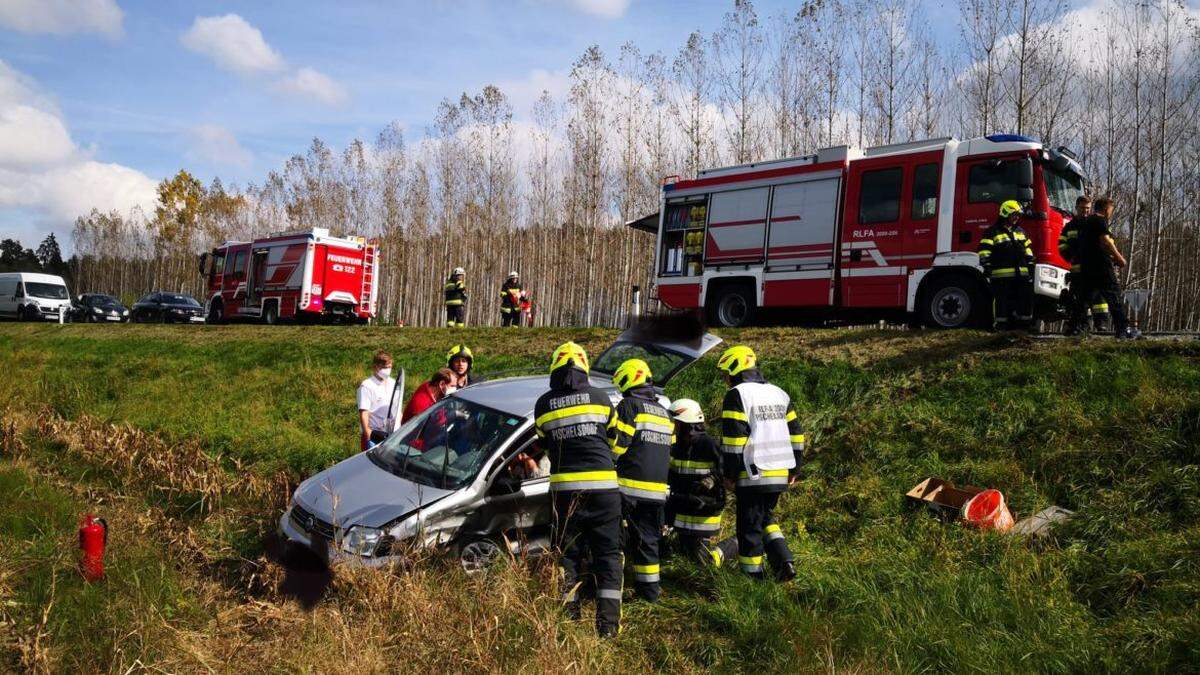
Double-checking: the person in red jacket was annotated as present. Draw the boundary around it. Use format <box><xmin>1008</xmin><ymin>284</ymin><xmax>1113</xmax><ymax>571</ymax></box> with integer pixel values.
<box><xmin>402</xmin><ymin>367</ymin><xmax>455</xmax><ymax>422</ymax></box>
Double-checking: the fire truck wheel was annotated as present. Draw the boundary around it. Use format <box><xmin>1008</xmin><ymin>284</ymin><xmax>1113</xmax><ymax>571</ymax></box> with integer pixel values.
<box><xmin>919</xmin><ymin>273</ymin><xmax>986</xmax><ymax>329</ymax></box>
<box><xmin>263</xmin><ymin>303</ymin><xmax>279</xmax><ymax>325</ymax></box>
<box><xmin>708</xmin><ymin>283</ymin><xmax>756</xmax><ymax>328</ymax></box>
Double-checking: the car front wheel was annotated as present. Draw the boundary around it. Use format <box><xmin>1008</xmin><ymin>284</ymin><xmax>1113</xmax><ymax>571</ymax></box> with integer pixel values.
<box><xmin>458</xmin><ymin>537</ymin><xmax>506</xmax><ymax>574</ymax></box>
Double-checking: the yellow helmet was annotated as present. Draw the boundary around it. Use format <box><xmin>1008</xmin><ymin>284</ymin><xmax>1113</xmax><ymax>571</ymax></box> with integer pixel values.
<box><xmin>612</xmin><ymin>358</ymin><xmax>652</xmax><ymax>393</ymax></box>
<box><xmin>549</xmin><ymin>342</ymin><xmax>589</xmax><ymax>373</ymax></box>
<box><xmin>717</xmin><ymin>345</ymin><xmax>756</xmax><ymax>376</ymax></box>
<box><xmin>446</xmin><ymin>344</ymin><xmax>473</xmax><ymax>365</ymax></box>
<box><xmin>999</xmin><ymin>200</ymin><xmax>1023</xmax><ymax>218</ymax></box>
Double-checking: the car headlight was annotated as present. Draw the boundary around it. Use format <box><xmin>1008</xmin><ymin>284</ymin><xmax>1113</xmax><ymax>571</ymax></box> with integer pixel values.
<box><xmin>92</xmin><ymin>307</ymin><xmax>103</xmax><ymax>314</ymax></box>
<box><xmin>340</xmin><ymin>525</ymin><xmax>383</xmax><ymax>556</ymax></box>
<box><xmin>122</xmin><ymin>309</ymin><xmax>129</xmax><ymax>316</ymax></box>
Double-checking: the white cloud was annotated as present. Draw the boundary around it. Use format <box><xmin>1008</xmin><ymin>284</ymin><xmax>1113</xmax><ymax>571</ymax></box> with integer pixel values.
<box><xmin>181</xmin><ymin>14</ymin><xmax>348</xmax><ymax>107</ymax></box>
<box><xmin>186</xmin><ymin>124</ymin><xmax>253</xmax><ymax>168</ymax></box>
<box><xmin>0</xmin><ymin>0</ymin><xmax>123</xmax><ymax>39</ymax></box>
<box><xmin>180</xmin><ymin>14</ymin><xmax>285</xmax><ymax>76</ymax></box>
<box><xmin>556</xmin><ymin>0</ymin><xmax>632</xmax><ymax>19</ymax></box>
<box><xmin>0</xmin><ymin>59</ymin><xmax>156</xmax><ymax>234</ymax></box>
<box><xmin>272</xmin><ymin>67</ymin><xmax>348</xmax><ymax>107</ymax></box>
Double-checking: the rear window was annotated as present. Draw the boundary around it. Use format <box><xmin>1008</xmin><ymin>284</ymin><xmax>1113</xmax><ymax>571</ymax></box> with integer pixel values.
<box><xmin>858</xmin><ymin>168</ymin><xmax>903</xmax><ymax>224</ymax></box>
<box><xmin>968</xmin><ymin>161</ymin><xmax>1023</xmax><ymax>203</ymax></box>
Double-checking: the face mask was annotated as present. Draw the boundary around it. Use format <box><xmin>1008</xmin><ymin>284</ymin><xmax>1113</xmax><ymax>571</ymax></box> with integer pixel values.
<box><xmin>376</xmin><ymin>367</ymin><xmax>392</xmax><ymax>380</ymax></box>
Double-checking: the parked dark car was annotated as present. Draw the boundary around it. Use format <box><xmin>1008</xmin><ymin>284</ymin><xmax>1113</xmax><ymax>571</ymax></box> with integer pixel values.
<box><xmin>69</xmin><ymin>293</ymin><xmax>130</xmax><ymax>323</ymax></box>
<box><xmin>130</xmin><ymin>292</ymin><xmax>205</xmax><ymax>324</ymax></box>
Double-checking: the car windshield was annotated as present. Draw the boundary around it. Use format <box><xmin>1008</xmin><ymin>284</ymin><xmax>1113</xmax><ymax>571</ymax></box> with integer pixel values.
<box><xmin>92</xmin><ymin>295</ymin><xmax>121</xmax><ymax>307</ymax></box>
<box><xmin>592</xmin><ymin>342</ymin><xmax>690</xmax><ymax>383</ymax></box>
<box><xmin>369</xmin><ymin>397</ymin><xmax>523</xmax><ymax>490</ymax></box>
<box><xmin>1045</xmin><ymin>165</ymin><xmax>1084</xmax><ymax>215</ymax></box>
<box><xmin>161</xmin><ymin>294</ymin><xmax>200</xmax><ymax>307</ymax></box>
<box><xmin>26</xmin><ymin>282</ymin><xmax>68</xmax><ymax>300</ymax></box>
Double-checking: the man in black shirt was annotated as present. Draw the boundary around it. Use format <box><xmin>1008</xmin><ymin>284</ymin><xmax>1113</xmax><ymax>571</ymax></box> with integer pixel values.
<box><xmin>1074</xmin><ymin>197</ymin><xmax>1138</xmax><ymax>339</ymax></box>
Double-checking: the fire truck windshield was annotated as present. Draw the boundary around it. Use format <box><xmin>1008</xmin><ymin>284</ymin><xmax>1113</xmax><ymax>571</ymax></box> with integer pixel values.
<box><xmin>1044</xmin><ymin>165</ymin><xmax>1084</xmax><ymax>215</ymax></box>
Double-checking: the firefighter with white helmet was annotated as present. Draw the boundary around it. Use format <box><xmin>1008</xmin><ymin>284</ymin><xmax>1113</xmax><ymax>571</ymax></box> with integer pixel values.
<box><xmin>444</xmin><ymin>267</ymin><xmax>467</xmax><ymax>327</ymax></box>
<box><xmin>499</xmin><ymin>270</ymin><xmax>524</xmax><ymax>327</ymax></box>
<box><xmin>607</xmin><ymin>358</ymin><xmax>673</xmax><ymax>602</ymax></box>
<box><xmin>718</xmin><ymin>345</ymin><xmax>804</xmax><ymax>581</ymax></box>
<box><xmin>978</xmin><ymin>200</ymin><xmax>1035</xmax><ymax>330</ymax></box>
<box><xmin>534</xmin><ymin>342</ymin><xmax>623</xmax><ymax>637</ymax></box>
<box><xmin>666</xmin><ymin>398</ymin><xmax>735</xmax><ymax>567</ymax></box>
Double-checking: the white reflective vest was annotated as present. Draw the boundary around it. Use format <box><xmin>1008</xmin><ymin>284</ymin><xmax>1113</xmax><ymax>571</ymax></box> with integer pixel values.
<box><xmin>733</xmin><ymin>382</ymin><xmax>796</xmax><ymax>475</ymax></box>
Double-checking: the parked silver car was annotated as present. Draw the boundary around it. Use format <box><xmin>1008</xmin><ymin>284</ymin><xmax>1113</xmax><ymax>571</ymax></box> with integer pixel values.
<box><xmin>279</xmin><ymin>329</ymin><xmax>722</xmax><ymax>571</ymax></box>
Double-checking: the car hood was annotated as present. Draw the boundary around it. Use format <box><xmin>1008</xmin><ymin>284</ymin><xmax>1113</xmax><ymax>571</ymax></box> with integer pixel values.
<box><xmin>291</xmin><ymin>452</ymin><xmax>454</xmax><ymax>529</ymax></box>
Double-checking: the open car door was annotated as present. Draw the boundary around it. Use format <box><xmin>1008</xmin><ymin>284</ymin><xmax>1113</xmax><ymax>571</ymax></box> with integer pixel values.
<box><xmin>591</xmin><ymin>325</ymin><xmax>723</xmax><ymax>387</ymax></box>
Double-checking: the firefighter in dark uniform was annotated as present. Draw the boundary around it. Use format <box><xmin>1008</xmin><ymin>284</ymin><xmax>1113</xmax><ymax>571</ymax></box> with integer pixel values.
<box><xmin>665</xmin><ymin>398</ymin><xmax>735</xmax><ymax>567</ymax></box>
<box><xmin>500</xmin><ymin>271</ymin><xmax>523</xmax><ymax>327</ymax></box>
<box><xmin>534</xmin><ymin>342</ymin><xmax>622</xmax><ymax>637</ymax></box>
<box><xmin>1059</xmin><ymin>196</ymin><xmax>1090</xmax><ymax>335</ymax></box>
<box><xmin>978</xmin><ymin>200</ymin><xmax>1035</xmax><ymax>330</ymax></box>
<box><xmin>444</xmin><ymin>266</ymin><xmax>467</xmax><ymax>327</ymax></box>
<box><xmin>718</xmin><ymin>345</ymin><xmax>803</xmax><ymax>581</ymax></box>
<box><xmin>607</xmin><ymin>358</ymin><xmax>673</xmax><ymax>603</ymax></box>
<box><xmin>1074</xmin><ymin>197</ymin><xmax>1137</xmax><ymax>339</ymax></box>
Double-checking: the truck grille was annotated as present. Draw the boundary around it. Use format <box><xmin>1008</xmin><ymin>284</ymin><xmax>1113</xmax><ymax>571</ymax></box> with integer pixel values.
<box><xmin>290</xmin><ymin>503</ymin><xmax>336</xmax><ymax>540</ymax></box>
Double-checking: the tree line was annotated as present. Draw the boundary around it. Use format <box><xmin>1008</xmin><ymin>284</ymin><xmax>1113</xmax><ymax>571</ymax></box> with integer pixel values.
<box><xmin>67</xmin><ymin>0</ymin><xmax>1200</xmax><ymax>329</ymax></box>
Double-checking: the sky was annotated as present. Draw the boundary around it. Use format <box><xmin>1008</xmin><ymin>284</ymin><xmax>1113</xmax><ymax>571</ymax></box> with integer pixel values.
<box><xmin>0</xmin><ymin>0</ymin><xmax>1125</xmax><ymax>251</ymax></box>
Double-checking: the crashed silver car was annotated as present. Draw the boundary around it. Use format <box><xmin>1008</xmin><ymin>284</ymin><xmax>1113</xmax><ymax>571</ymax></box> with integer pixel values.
<box><xmin>279</xmin><ymin>328</ymin><xmax>721</xmax><ymax>570</ymax></box>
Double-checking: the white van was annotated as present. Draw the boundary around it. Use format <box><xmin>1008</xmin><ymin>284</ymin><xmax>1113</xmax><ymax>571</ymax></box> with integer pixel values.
<box><xmin>0</xmin><ymin>272</ymin><xmax>72</xmax><ymax>321</ymax></box>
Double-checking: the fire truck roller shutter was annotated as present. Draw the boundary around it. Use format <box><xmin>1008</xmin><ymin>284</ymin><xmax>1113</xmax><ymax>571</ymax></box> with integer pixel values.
<box><xmin>705</xmin><ymin>187</ymin><xmax>768</xmax><ymax>265</ymax></box>
<box><xmin>763</xmin><ymin>178</ymin><xmax>840</xmax><ymax>308</ymax></box>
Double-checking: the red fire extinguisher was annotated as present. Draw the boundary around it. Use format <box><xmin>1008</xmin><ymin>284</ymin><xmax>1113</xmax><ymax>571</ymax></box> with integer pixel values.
<box><xmin>79</xmin><ymin>514</ymin><xmax>107</xmax><ymax>582</ymax></box>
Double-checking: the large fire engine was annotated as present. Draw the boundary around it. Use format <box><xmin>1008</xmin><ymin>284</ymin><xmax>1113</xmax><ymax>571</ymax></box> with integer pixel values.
<box><xmin>199</xmin><ymin>227</ymin><xmax>379</xmax><ymax>324</ymax></box>
<box><xmin>633</xmin><ymin>134</ymin><xmax>1084</xmax><ymax>328</ymax></box>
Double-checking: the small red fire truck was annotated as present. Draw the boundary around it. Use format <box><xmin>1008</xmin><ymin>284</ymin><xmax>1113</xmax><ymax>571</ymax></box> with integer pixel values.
<box><xmin>633</xmin><ymin>134</ymin><xmax>1084</xmax><ymax>327</ymax></box>
<box><xmin>199</xmin><ymin>227</ymin><xmax>378</xmax><ymax>324</ymax></box>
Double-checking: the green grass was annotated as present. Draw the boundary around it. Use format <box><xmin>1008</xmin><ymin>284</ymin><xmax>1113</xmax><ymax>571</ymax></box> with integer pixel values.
<box><xmin>1</xmin><ymin>323</ymin><xmax>1198</xmax><ymax>672</ymax></box>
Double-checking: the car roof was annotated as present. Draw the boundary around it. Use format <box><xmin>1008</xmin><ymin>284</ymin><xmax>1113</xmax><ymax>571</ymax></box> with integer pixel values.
<box><xmin>454</xmin><ymin>374</ymin><xmax>619</xmax><ymax>418</ymax></box>
<box><xmin>1</xmin><ymin>272</ymin><xmax>67</xmax><ymax>284</ymax></box>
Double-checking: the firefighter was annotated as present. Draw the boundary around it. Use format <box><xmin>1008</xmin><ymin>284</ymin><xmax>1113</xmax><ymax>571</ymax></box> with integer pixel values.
<box><xmin>534</xmin><ymin>342</ymin><xmax>623</xmax><ymax>638</ymax></box>
<box><xmin>446</xmin><ymin>344</ymin><xmax>473</xmax><ymax>390</ymax></box>
<box><xmin>607</xmin><ymin>358</ymin><xmax>673</xmax><ymax>603</ymax></box>
<box><xmin>718</xmin><ymin>345</ymin><xmax>803</xmax><ymax>581</ymax></box>
<box><xmin>978</xmin><ymin>200</ymin><xmax>1035</xmax><ymax>330</ymax></box>
<box><xmin>444</xmin><ymin>267</ymin><xmax>467</xmax><ymax>327</ymax></box>
<box><xmin>1059</xmin><ymin>196</ymin><xmax>1090</xmax><ymax>335</ymax></box>
<box><xmin>500</xmin><ymin>271</ymin><xmax>523</xmax><ymax>327</ymax></box>
<box><xmin>1074</xmin><ymin>197</ymin><xmax>1138</xmax><ymax>339</ymax></box>
<box><xmin>665</xmin><ymin>398</ymin><xmax>735</xmax><ymax>568</ymax></box>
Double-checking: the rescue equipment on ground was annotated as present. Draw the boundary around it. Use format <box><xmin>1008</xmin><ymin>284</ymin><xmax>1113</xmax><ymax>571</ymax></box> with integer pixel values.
<box><xmin>79</xmin><ymin>514</ymin><xmax>107</xmax><ymax>581</ymax></box>
<box><xmin>962</xmin><ymin>489</ymin><xmax>1015</xmax><ymax>531</ymax></box>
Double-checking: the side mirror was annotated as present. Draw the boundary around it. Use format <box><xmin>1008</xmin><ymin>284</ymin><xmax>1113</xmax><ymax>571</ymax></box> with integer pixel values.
<box><xmin>198</xmin><ymin>253</ymin><xmax>209</xmax><ymax>277</ymax></box>
<box><xmin>1016</xmin><ymin>186</ymin><xmax>1035</xmax><ymax>202</ymax></box>
<box><xmin>1015</xmin><ymin>157</ymin><xmax>1034</xmax><ymax>188</ymax></box>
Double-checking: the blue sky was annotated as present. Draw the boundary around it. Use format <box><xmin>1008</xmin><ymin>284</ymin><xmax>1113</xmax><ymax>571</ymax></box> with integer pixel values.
<box><xmin>0</xmin><ymin>0</ymin><xmax>1009</xmax><ymax>248</ymax></box>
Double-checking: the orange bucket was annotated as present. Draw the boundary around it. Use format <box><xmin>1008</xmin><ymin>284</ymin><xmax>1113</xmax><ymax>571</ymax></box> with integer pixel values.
<box><xmin>962</xmin><ymin>489</ymin><xmax>1014</xmax><ymax>532</ymax></box>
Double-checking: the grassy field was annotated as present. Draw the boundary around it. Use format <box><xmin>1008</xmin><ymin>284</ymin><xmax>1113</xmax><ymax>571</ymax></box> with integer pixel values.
<box><xmin>0</xmin><ymin>323</ymin><xmax>1197</xmax><ymax>673</ymax></box>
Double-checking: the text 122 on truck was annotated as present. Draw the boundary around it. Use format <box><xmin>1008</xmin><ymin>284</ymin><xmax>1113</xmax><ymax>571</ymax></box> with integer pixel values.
<box><xmin>633</xmin><ymin>134</ymin><xmax>1083</xmax><ymax>328</ymax></box>
<box><xmin>199</xmin><ymin>227</ymin><xmax>379</xmax><ymax>324</ymax></box>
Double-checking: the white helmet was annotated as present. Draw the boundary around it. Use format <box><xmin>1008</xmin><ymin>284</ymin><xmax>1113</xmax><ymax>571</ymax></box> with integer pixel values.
<box><xmin>452</xmin><ymin>267</ymin><xmax>465</xmax><ymax>276</ymax></box>
<box><xmin>508</xmin><ymin>270</ymin><xmax>519</xmax><ymax>278</ymax></box>
<box><xmin>670</xmin><ymin>398</ymin><xmax>704</xmax><ymax>424</ymax></box>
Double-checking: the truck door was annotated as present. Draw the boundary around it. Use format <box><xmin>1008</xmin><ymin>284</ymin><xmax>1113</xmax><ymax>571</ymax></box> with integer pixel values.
<box><xmin>840</xmin><ymin>161</ymin><xmax>907</xmax><ymax>307</ymax></box>
<box><xmin>207</xmin><ymin>249</ymin><xmax>226</xmax><ymax>299</ymax></box>
<box><xmin>952</xmin><ymin>156</ymin><xmax>1028</xmax><ymax>252</ymax></box>
<box><xmin>224</xmin><ymin>247</ymin><xmax>247</xmax><ymax>303</ymax></box>
<box><xmin>903</xmin><ymin>156</ymin><xmax>942</xmax><ymax>270</ymax></box>
<box><xmin>246</xmin><ymin>249</ymin><xmax>268</xmax><ymax>306</ymax></box>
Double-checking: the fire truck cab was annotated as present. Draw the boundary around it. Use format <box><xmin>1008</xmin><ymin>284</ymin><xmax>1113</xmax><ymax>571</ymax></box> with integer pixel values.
<box><xmin>199</xmin><ymin>227</ymin><xmax>379</xmax><ymax>324</ymax></box>
<box><xmin>640</xmin><ymin>134</ymin><xmax>1084</xmax><ymax>328</ymax></box>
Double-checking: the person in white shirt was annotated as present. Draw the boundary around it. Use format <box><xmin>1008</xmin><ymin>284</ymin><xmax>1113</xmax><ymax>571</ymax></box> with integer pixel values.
<box><xmin>358</xmin><ymin>351</ymin><xmax>399</xmax><ymax>451</ymax></box>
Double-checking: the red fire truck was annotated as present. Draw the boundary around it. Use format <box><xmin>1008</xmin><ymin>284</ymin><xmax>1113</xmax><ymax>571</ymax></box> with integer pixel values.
<box><xmin>199</xmin><ymin>227</ymin><xmax>379</xmax><ymax>324</ymax></box>
<box><xmin>634</xmin><ymin>134</ymin><xmax>1084</xmax><ymax>328</ymax></box>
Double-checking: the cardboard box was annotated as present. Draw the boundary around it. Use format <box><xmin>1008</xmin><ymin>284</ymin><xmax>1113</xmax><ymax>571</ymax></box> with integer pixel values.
<box><xmin>906</xmin><ymin>477</ymin><xmax>986</xmax><ymax>521</ymax></box>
